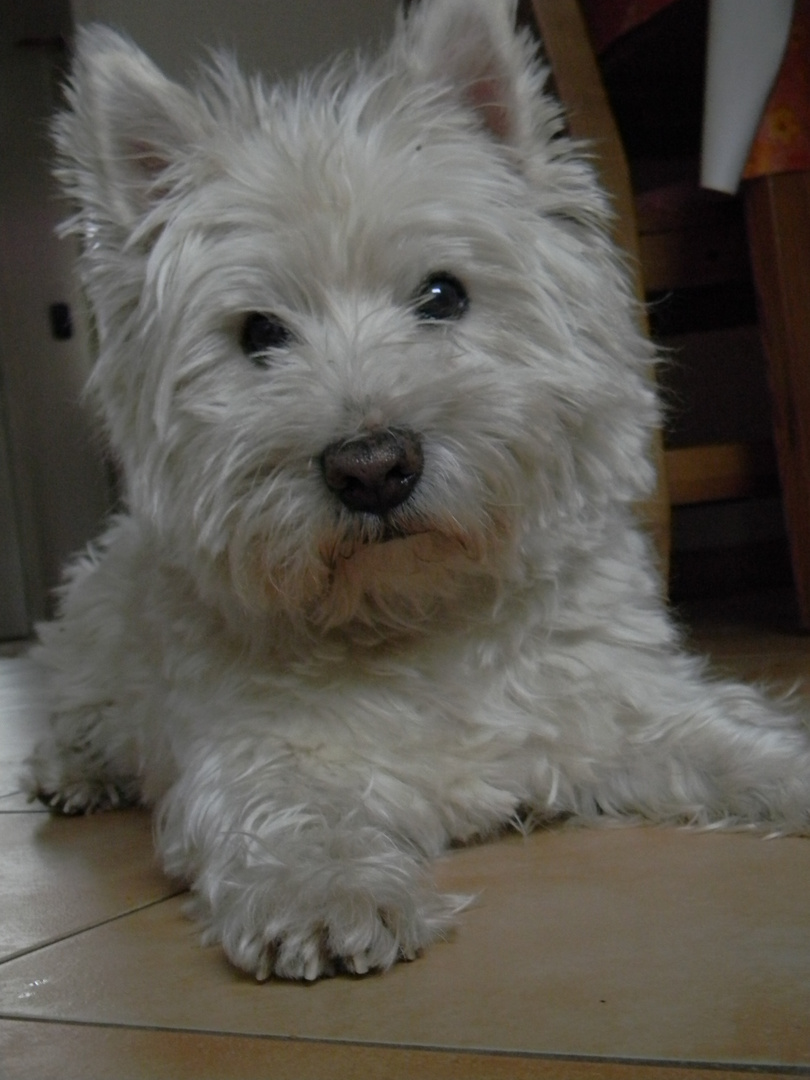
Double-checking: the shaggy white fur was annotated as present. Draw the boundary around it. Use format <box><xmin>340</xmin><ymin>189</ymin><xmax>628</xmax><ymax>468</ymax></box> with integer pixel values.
<box><xmin>25</xmin><ymin>0</ymin><xmax>809</xmax><ymax>981</ymax></box>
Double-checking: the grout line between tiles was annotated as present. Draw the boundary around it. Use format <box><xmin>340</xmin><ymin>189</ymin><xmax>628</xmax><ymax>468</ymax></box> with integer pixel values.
<box><xmin>0</xmin><ymin>1015</ymin><xmax>805</xmax><ymax>1075</ymax></box>
<box><xmin>0</xmin><ymin>888</ymin><xmax>187</xmax><ymax>967</ymax></box>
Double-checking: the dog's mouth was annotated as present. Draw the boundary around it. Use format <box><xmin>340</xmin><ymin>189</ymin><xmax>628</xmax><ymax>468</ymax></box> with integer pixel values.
<box><xmin>378</xmin><ymin>520</ymin><xmax>418</xmax><ymax>544</ymax></box>
<box><xmin>319</xmin><ymin>511</ymin><xmax>437</xmax><ymax>567</ymax></box>
<box><xmin>346</xmin><ymin>517</ymin><xmax>426</xmax><ymax>553</ymax></box>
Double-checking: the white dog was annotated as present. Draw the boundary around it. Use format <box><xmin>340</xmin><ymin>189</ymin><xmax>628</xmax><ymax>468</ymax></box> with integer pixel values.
<box><xmin>26</xmin><ymin>0</ymin><xmax>809</xmax><ymax>981</ymax></box>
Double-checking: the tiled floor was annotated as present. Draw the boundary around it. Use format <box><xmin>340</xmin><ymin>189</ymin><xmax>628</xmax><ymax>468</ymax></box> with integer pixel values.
<box><xmin>1</xmin><ymin>593</ymin><xmax>809</xmax><ymax>1079</ymax></box>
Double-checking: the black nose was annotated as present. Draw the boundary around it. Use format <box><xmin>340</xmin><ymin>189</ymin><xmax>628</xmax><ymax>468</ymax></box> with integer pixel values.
<box><xmin>321</xmin><ymin>428</ymin><xmax>423</xmax><ymax>515</ymax></box>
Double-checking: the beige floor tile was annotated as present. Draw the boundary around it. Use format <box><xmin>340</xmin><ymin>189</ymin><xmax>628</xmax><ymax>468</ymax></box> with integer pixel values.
<box><xmin>0</xmin><ymin>828</ymin><xmax>807</xmax><ymax>1069</ymax></box>
<box><xmin>684</xmin><ymin>624</ymin><xmax>810</xmax><ymax>694</ymax></box>
<box><xmin>683</xmin><ymin>592</ymin><xmax>810</xmax><ymax>668</ymax></box>
<box><xmin>0</xmin><ymin>640</ymin><xmax>32</xmax><ymax>658</ymax></box>
<box><xmin>0</xmin><ymin>793</ymin><xmax>48</xmax><ymax>812</ymax></box>
<box><xmin>0</xmin><ymin>1020</ymin><xmax>794</xmax><ymax>1080</ymax></box>
<box><xmin>0</xmin><ymin>808</ymin><xmax>179</xmax><ymax>962</ymax></box>
<box><xmin>685</xmin><ymin>642</ymin><xmax>810</xmax><ymax>692</ymax></box>
<box><xmin>0</xmin><ymin>659</ymin><xmax>48</xmax><ymax>800</ymax></box>
<box><xmin>704</xmin><ymin>653</ymin><xmax>810</xmax><ymax>688</ymax></box>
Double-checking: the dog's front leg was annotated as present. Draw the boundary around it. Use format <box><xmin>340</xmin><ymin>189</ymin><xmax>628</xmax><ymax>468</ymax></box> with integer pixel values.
<box><xmin>155</xmin><ymin>738</ymin><xmax>465</xmax><ymax>980</ymax></box>
<box><xmin>589</xmin><ymin>652</ymin><xmax>810</xmax><ymax>832</ymax></box>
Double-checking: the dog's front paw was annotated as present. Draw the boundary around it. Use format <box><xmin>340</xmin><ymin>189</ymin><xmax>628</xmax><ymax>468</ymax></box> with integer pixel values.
<box><xmin>26</xmin><ymin>774</ymin><xmax>136</xmax><ymax>815</ymax></box>
<box><xmin>197</xmin><ymin>866</ymin><xmax>467</xmax><ymax>981</ymax></box>
<box><xmin>23</xmin><ymin>733</ymin><xmax>139</xmax><ymax>815</ymax></box>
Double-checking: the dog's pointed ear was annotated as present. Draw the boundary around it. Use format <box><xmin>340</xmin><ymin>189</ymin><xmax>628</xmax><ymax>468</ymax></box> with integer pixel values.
<box><xmin>55</xmin><ymin>26</ymin><xmax>205</xmax><ymax>234</ymax></box>
<box><xmin>401</xmin><ymin>0</ymin><xmax>546</xmax><ymax>151</ymax></box>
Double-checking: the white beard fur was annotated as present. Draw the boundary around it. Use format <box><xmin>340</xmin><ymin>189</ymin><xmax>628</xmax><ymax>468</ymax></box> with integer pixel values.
<box><xmin>25</xmin><ymin>0</ymin><xmax>810</xmax><ymax>982</ymax></box>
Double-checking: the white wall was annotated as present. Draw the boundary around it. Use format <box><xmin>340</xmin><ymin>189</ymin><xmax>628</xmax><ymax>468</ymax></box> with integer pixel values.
<box><xmin>69</xmin><ymin>0</ymin><xmax>401</xmax><ymax>82</ymax></box>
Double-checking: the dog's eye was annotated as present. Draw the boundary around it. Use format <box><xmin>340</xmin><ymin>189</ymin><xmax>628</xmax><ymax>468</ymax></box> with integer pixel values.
<box><xmin>413</xmin><ymin>273</ymin><xmax>469</xmax><ymax>322</ymax></box>
<box><xmin>240</xmin><ymin>312</ymin><xmax>294</xmax><ymax>363</ymax></box>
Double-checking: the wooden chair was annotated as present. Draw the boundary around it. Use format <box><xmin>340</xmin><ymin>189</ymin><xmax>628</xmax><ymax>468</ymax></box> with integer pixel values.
<box><xmin>530</xmin><ymin>0</ymin><xmax>810</xmax><ymax>624</ymax></box>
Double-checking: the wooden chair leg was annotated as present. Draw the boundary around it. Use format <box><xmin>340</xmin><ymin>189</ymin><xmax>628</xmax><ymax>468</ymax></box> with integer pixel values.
<box><xmin>744</xmin><ymin>171</ymin><xmax>810</xmax><ymax>626</ymax></box>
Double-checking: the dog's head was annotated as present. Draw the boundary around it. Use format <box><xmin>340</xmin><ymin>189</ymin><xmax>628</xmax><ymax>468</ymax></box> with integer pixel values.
<box><xmin>55</xmin><ymin>0</ymin><xmax>657</xmax><ymax>638</ymax></box>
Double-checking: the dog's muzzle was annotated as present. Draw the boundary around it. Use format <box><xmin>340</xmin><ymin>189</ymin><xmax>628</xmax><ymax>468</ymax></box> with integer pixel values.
<box><xmin>320</xmin><ymin>428</ymin><xmax>423</xmax><ymax>516</ymax></box>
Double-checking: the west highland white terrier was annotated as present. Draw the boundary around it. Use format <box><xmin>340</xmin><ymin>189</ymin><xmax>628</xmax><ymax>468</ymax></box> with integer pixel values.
<box><xmin>26</xmin><ymin>0</ymin><xmax>809</xmax><ymax>981</ymax></box>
